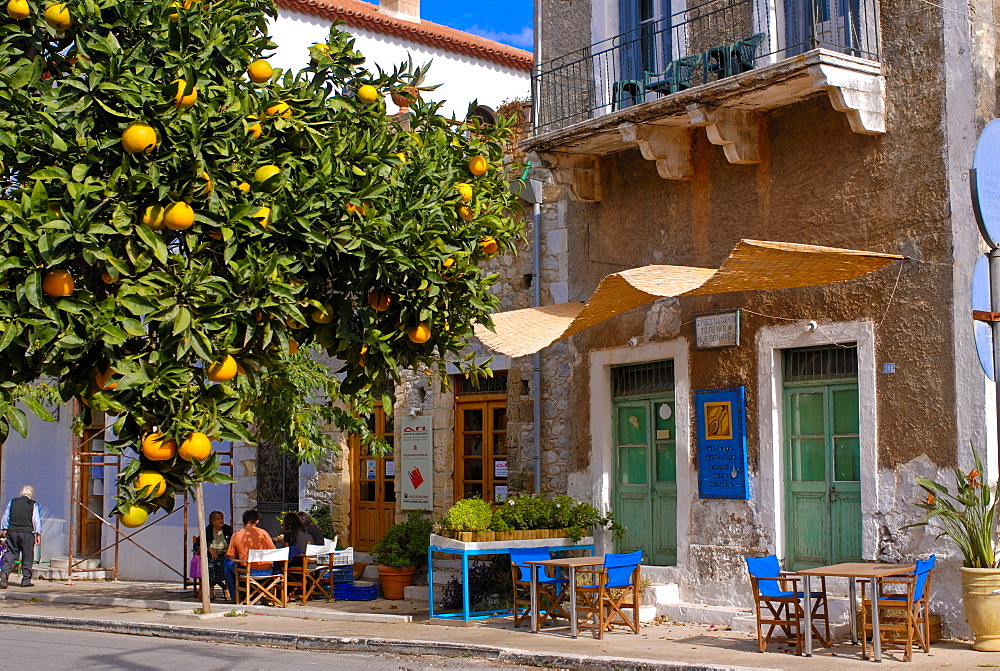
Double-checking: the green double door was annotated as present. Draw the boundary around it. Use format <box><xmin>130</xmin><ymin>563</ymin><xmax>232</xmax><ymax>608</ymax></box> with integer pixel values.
<box><xmin>784</xmin><ymin>383</ymin><xmax>862</xmax><ymax>570</ymax></box>
<box><xmin>613</xmin><ymin>396</ymin><xmax>677</xmax><ymax>565</ymax></box>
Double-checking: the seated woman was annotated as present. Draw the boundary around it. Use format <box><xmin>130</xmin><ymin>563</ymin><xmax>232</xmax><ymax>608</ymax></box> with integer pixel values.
<box><xmin>195</xmin><ymin>510</ymin><xmax>233</xmax><ymax>600</ymax></box>
<box><xmin>278</xmin><ymin>511</ymin><xmax>312</xmax><ymax>560</ymax></box>
<box><xmin>298</xmin><ymin>511</ymin><xmax>326</xmax><ymax>546</ymax></box>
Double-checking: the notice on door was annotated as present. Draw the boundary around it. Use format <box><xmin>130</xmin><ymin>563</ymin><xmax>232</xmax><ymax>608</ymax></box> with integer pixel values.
<box><xmin>400</xmin><ymin>416</ymin><xmax>433</xmax><ymax>510</ymax></box>
<box><xmin>695</xmin><ymin>387</ymin><xmax>750</xmax><ymax>500</ymax></box>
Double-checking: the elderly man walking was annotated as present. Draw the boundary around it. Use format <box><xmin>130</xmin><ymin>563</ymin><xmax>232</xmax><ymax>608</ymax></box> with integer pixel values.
<box><xmin>0</xmin><ymin>486</ymin><xmax>42</xmax><ymax>588</ymax></box>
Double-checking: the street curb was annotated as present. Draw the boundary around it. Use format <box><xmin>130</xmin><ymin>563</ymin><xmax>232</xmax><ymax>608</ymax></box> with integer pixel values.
<box><xmin>0</xmin><ymin>612</ymin><xmax>772</xmax><ymax>671</ymax></box>
<box><xmin>0</xmin><ymin>591</ymin><xmax>412</xmax><ymax>623</ymax></box>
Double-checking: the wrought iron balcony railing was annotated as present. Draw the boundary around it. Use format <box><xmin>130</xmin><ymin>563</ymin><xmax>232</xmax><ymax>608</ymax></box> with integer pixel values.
<box><xmin>534</xmin><ymin>0</ymin><xmax>880</xmax><ymax>135</ymax></box>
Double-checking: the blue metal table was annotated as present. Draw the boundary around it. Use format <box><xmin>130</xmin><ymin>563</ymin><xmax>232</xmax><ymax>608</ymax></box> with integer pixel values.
<box><xmin>427</xmin><ymin>534</ymin><xmax>595</xmax><ymax>622</ymax></box>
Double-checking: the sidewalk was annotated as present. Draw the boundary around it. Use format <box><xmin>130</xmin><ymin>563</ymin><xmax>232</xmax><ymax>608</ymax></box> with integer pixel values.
<box><xmin>0</xmin><ymin>579</ymin><xmax>978</xmax><ymax>669</ymax></box>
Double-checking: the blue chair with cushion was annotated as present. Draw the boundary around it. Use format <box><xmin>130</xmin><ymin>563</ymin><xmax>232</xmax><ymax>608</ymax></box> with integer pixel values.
<box><xmin>510</xmin><ymin>547</ymin><xmax>568</xmax><ymax>628</ymax></box>
<box><xmin>861</xmin><ymin>554</ymin><xmax>936</xmax><ymax>661</ymax></box>
<box><xmin>746</xmin><ymin>554</ymin><xmax>829</xmax><ymax>654</ymax></box>
<box><xmin>575</xmin><ymin>550</ymin><xmax>643</xmax><ymax>638</ymax></box>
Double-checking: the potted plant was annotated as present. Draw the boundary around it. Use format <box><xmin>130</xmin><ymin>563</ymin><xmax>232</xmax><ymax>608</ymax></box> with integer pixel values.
<box><xmin>372</xmin><ymin>512</ymin><xmax>433</xmax><ymax>600</ymax></box>
<box><xmin>439</xmin><ymin>497</ymin><xmax>494</xmax><ymax>542</ymax></box>
<box><xmin>390</xmin><ymin>57</ymin><xmax>441</xmax><ymax>111</ymax></box>
<box><xmin>908</xmin><ymin>444</ymin><xmax>1000</xmax><ymax>650</ymax></box>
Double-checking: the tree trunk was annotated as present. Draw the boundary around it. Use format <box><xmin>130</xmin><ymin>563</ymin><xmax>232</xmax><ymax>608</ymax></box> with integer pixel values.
<box><xmin>195</xmin><ymin>482</ymin><xmax>211</xmax><ymax>614</ymax></box>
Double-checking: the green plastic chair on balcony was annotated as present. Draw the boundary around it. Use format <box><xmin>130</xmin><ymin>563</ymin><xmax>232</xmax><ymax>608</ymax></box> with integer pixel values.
<box><xmin>643</xmin><ymin>55</ymin><xmax>702</xmax><ymax>96</ymax></box>
<box><xmin>612</xmin><ymin>79</ymin><xmax>645</xmax><ymax>111</ymax></box>
<box><xmin>705</xmin><ymin>32</ymin><xmax>766</xmax><ymax>81</ymax></box>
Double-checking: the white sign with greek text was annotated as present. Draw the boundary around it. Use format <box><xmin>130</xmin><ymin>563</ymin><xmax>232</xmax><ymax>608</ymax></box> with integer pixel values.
<box><xmin>400</xmin><ymin>416</ymin><xmax>433</xmax><ymax>510</ymax></box>
<box><xmin>695</xmin><ymin>311</ymin><xmax>740</xmax><ymax>348</ymax></box>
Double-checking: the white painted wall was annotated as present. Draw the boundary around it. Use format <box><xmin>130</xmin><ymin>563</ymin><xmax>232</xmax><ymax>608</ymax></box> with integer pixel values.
<box><xmin>268</xmin><ymin>9</ymin><xmax>530</xmax><ymax>118</ymax></box>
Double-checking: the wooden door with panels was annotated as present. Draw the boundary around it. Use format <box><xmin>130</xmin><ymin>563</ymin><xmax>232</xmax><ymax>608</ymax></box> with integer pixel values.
<box><xmin>350</xmin><ymin>402</ymin><xmax>395</xmax><ymax>551</ymax></box>
<box><xmin>453</xmin><ymin>373</ymin><xmax>508</xmax><ymax>502</ymax></box>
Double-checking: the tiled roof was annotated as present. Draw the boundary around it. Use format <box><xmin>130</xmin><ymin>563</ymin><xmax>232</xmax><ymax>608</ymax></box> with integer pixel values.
<box><xmin>276</xmin><ymin>0</ymin><xmax>533</xmax><ymax>72</ymax></box>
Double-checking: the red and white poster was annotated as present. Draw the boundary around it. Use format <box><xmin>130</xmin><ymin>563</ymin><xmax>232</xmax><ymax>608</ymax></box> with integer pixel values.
<box><xmin>400</xmin><ymin>416</ymin><xmax>433</xmax><ymax>510</ymax></box>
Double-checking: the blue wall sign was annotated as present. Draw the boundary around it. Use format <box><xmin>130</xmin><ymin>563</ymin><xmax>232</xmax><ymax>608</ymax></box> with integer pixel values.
<box><xmin>972</xmin><ymin>119</ymin><xmax>1000</xmax><ymax>248</ymax></box>
<box><xmin>695</xmin><ymin>387</ymin><xmax>750</xmax><ymax>500</ymax></box>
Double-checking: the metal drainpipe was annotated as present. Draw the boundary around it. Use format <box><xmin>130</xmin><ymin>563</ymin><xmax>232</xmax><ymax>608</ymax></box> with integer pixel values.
<box><xmin>530</xmin><ymin>1</ymin><xmax>542</xmax><ymax>493</ymax></box>
<box><xmin>532</xmin><ymin>198</ymin><xmax>542</xmax><ymax>494</ymax></box>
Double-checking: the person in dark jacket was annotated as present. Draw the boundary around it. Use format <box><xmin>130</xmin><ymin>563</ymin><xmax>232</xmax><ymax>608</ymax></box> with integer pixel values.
<box><xmin>195</xmin><ymin>511</ymin><xmax>233</xmax><ymax>599</ymax></box>
<box><xmin>0</xmin><ymin>485</ymin><xmax>42</xmax><ymax>588</ymax></box>
<box><xmin>298</xmin><ymin>511</ymin><xmax>325</xmax><ymax>546</ymax></box>
<box><xmin>279</xmin><ymin>511</ymin><xmax>311</xmax><ymax>560</ymax></box>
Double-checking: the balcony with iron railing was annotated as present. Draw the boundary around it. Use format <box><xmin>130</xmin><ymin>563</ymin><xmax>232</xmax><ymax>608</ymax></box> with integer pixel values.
<box><xmin>528</xmin><ymin>0</ymin><xmax>886</xmax><ymax>201</ymax></box>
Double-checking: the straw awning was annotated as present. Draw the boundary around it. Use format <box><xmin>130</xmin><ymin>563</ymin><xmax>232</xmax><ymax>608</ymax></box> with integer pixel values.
<box><xmin>474</xmin><ymin>239</ymin><xmax>904</xmax><ymax>358</ymax></box>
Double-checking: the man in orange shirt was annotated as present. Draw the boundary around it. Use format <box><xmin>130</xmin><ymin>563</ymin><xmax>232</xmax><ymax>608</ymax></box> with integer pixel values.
<box><xmin>224</xmin><ymin>509</ymin><xmax>275</xmax><ymax>601</ymax></box>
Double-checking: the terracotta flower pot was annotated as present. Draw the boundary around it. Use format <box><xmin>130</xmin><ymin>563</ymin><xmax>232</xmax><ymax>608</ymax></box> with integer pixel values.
<box><xmin>391</xmin><ymin>86</ymin><xmax>418</xmax><ymax>109</ymax></box>
<box><xmin>378</xmin><ymin>565</ymin><xmax>416</xmax><ymax>600</ymax></box>
<box><xmin>961</xmin><ymin>567</ymin><xmax>1000</xmax><ymax>651</ymax></box>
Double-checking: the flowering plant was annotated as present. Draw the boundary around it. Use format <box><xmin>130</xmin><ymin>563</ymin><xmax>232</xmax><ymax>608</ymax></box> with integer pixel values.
<box><xmin>907</xmin><ymin>444</ymin><xmax>1000</xmax><ymax>568</ymax></box>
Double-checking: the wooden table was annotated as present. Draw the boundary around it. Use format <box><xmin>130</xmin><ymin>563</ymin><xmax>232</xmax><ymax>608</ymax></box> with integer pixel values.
<box><xmin>797</xmin><ymin>562</ymin><xmax>915</xmax><ymax>662</ymax></box>
<box><xmin>525</xmin><ymin>556</ymin><xmax>603</xmax><ymax>637</ymax></box>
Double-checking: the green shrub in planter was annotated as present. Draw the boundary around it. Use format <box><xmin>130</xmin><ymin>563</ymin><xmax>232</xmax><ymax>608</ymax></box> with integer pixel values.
<box><xmin>441</xmin><ymin>498</ymin><xmax>493</xmax><ymax>532</ymax></box>
<box><xmin>372</xmin><ymin>513</ymin><xmax>433</xmax><ymax>569</ymax></box>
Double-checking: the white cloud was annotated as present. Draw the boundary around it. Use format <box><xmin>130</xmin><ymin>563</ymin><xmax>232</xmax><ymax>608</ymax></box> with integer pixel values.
<box><xmin>462</xmin><ymin>24</ymin><xmax>534</xmax><ymax>50</ymax></box>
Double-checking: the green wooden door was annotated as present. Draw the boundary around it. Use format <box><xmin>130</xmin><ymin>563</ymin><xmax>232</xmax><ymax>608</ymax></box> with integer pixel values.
<box><xmin>784</xmin><ymin>383</ymin><xmax>862</xmax><ymax>570</ymax></box>
<box><xmin>613</xmin><ymin>397</ymin><xmax>676</xmax><ymax>565</ymax></box>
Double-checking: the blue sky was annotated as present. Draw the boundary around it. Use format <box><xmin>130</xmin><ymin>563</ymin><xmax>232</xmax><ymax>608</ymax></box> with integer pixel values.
<box><xmin>420</xmin><ymin>0</ymin><xmax>534</xmax><ymax>51</ymax></box>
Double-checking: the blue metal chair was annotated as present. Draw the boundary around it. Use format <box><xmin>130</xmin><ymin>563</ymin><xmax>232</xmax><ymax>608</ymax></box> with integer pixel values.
<box><xmin>746</xmin><ymin>554</ymin><xmax>829</xmax><ymax>654</ymax></box>
<box><xmin>510</xmin><ymin>547</ymin><xmax>568</xmax><ymax>628</ymax></box>
<box><xmin>575</xmin><ymin>550</ymin><xmax>643</xmax><ymax>638</ymax></box>
<box><xmin>861</xmin><ymin>555</ymin><xmax>936</xmax><ymax>661</ymax></box>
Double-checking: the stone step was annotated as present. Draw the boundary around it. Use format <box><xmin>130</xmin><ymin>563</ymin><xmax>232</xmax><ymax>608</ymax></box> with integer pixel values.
<box><xmin>644</xmin><ymin>582</ymin><xmax>680</xmax><ymax>604</ymax></box>
<box><xmin>46</xmin><ymin>557</ymin><xmax>101</xmax><ymax>571</ymax></box>
<box><xmin>658</xmin><ymin>601</ymin><xmax>751</xmax><ymax>626</ymax></box>
<box><xmin>33</xmin><ymin>567</ymin><xmax>110</xmax><ymax>581</ymax></box>
<box><xmin>403</xmin><ymin>583</ymin><xmax>445</xmax><ymax>602</ymax></box>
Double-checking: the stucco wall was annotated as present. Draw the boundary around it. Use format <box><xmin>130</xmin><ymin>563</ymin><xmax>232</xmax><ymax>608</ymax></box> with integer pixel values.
<box><xmin>526</xmin><ymin>0</ymin><xmax>996</xmax><ymax>636</ymax></box>
<box><xmin>269</xmin><ymin>9</ymin><xmax>530</xmax><ymax>118</ymax></box>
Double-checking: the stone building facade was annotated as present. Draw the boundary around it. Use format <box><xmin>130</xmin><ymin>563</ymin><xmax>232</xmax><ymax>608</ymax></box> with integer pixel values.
<box><xmin>491</xmin><ymin>0</ymin><xmax>1000</xmax><ymax>636</ymax></box>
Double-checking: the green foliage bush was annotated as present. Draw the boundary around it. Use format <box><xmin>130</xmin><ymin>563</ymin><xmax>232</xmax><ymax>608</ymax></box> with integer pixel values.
<box><xmin>307</xmin><ymin>502</ymin><xmax>336</xmax><ymax>540</ymax></box>
<box><xmin>487</xmin><ymin>494</ymin><xmax>624</xmax><ymax>541</ymax></box>
<box><xmin>372</xmin><ymin>512</ymin><xmax>433</xmax><ymax>569</ymax></box>
<box><xmin>440</xmin><ymin>497</ymin><xmax>493</xmax><ymax>532</ymax></box>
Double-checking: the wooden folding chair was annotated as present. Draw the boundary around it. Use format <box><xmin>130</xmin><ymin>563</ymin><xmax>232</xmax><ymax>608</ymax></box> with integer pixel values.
<box><xmin>745</xmin><ymin>555</ymin><xmax>829</xmax><ymax>655</ymax></box>
<box><xmin>234</xmin><ymin>547</ymin><xmax>289</xmax><ymax>607</ymax></box>
<box><xmin>575</xmin><ymin>550</ymin><xmax>643</xmax><ymax>639</ymax></box>
<box><xmin>510</xmin><ymin>547</ymin><xmax>568</xmax><ymax>628</ymax></box>
<box><xmin>861</xmin><ymin>555</ymin><xmax>935</xmax><ymax>662</ymax></box>
<box><xmin>288</xmin><ymin>538</ymin><xmax>338</xmax><ymax>605</ymax></box>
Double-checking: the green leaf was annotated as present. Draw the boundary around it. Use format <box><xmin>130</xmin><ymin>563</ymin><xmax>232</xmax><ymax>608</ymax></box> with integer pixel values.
<box><xmin>135</xmin><ymin>225</ymin><xmax>168</xmax><ymax>264</ymax></box>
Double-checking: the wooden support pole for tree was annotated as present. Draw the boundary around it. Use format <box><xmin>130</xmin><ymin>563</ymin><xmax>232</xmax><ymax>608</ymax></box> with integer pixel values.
<box><xmin>195</xmin><ymin>482</ymin><xmax>211</xmax><ymax>614</ymax></box>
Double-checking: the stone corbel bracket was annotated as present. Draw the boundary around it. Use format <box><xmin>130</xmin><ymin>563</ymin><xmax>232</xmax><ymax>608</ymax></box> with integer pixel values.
<box><xmin>808</xmin><ymin>63</ymin><xmax>886</xmax><ymax>134</ymax></box>
<box><xmin>543</xmin><ymin>153</ymin><xmax>604</xmax><ymax>202</ymax></box>
<box><xmin>686</xmin><ymin>105</ymin><xmax>762</xmax><ymax>165</ymax></box>
<box><xmin>618</xmin><ymin>124</ymin><xmax>693</xmax><ymax>180</ymax></box>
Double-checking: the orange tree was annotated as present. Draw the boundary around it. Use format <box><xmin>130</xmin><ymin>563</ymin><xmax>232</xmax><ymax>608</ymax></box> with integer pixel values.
<box><xmin>0</xmin><ymin>0</ymin><xmax>522</xmax><ymax>521</ymax></box>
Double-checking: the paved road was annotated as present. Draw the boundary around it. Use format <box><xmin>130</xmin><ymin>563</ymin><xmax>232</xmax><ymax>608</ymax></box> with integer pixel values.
<box><xmin>0</xmin><ymin>624</ymin><xmax>529</xmax><ymax>670</ymax></box>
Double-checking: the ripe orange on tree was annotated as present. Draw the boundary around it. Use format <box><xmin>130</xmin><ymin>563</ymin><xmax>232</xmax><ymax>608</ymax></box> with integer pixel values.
<box><xmin>247</xmin><ymin>59</ymin><xmax>273</xmax><ymax>84</ymax></box>
<box><xmin>468</xmin><ymin>155</ymin><xmax>488</xmax><ymax>176</ymax></box>
<box><xmin>480</xmin><ymin>236</ymin><xmax>499</xmax><ymax>257</ymax></box>
<box><xmin>6</xmin><ymin>0</ymin><xmax>29</xmax><ymax>19</ymax></box>
<box><xmin>251</xmin><ymin>207</ymin><xmax>272</xmax><ymax>229</ymax></box>
<box><xmin>368</xmin><ymin>290</ymin><xmax>391</xmax><ymax>311</ymax></box>
<box><xmin>408</xmin><ymin>322</ymin><xmax>431</xmax><ymax>344</ymax></box>
<box><xmin>170</xmin><ymin>79</ymin><xmax>197</xmax><ymax>109</ymax></box>
<box><xmin>196</xmin><ymin>171</ymin><xmax>213</xmax><ymax>196</ymax></box>
<box><xmin>135</xmin><ymin>471</ymin><xmax>166</xmax><ymax>497</ymax></box>
<box><xmin>100</xmin><ymin>270</ymin><xmax>118</xmax><ymax>284</ymax></box>
<box><xmin>288</xmin><ymin>339</ymin><xmax>299</xmax><ymax>355</ymax></box>
<box><xmin>142</xmin><ymin>432</ymin><xmax>177</xmax><ymax>461</ymax></box>
<box><xmin>246</xmin><ymin>116</ymin><xmax>262</xmax><ymax>140</ymax></box>
<box><xmin>95</xmin><ymin>366</ymin><xmax>116</xmax><ymax>390</ymax></box>
<box><xmin>265</xmin><ymin>101</ymin><xmax>291</xmax><ymax>117</ymax></box>
<box><xmin>121</xmin><ymin>123</ymin><xmax>157</xmax><ymax>154</ymax></box>
<box><xmin>44</xmin><ymin>3</ymin><xmax>71</xmax><ymax>30</ymax></box>
<box><xmin>42</xmin><ymin>270</ymin><xmax>74</xmax><ymax>297</ymax></box>
<box><xmin>207</xmin><ymin>355</ymin><xmax>237</xmax><ymax>382</ymax></box>
<box><xmin>456</xmin><ymin>183</ymin><xmax>473</xmax><ymax>202</ymax></box>
<box><xmin>141</xmin><ymin>204</ymin><xmax>165</xmax><ymax>230</ymax></box>
<box><xmin>357</xmin><ymin>85</ymin><xmax>379</xmax><ymax>105</ymax></box>
<box><xmin>312</xmin><ymin>303</ymin><xmax>334</xmax><ymax>324</ymax></box>
<box><xmin>119</xmin><ymin>506</ymin><xmax>148</xmax><ymax>528</ymax></box>
<box><xmin>163</xmin><ymin>201</ymin><xmax>194</xmax><ymax>230</ymax></box>
<box><xmin>253</xmin><ymin>164</ymin><xmax>280</xmax><ymax>189</ymax></box>
<box><xmin>179</xmin><ymin>432</ymin><xmax>211</xmax><ymax>461</ymax></box>
<box><xmin>458</xmin><ymin>205</ymin><xmax>475</xmax><ymax>221</ymax></box>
